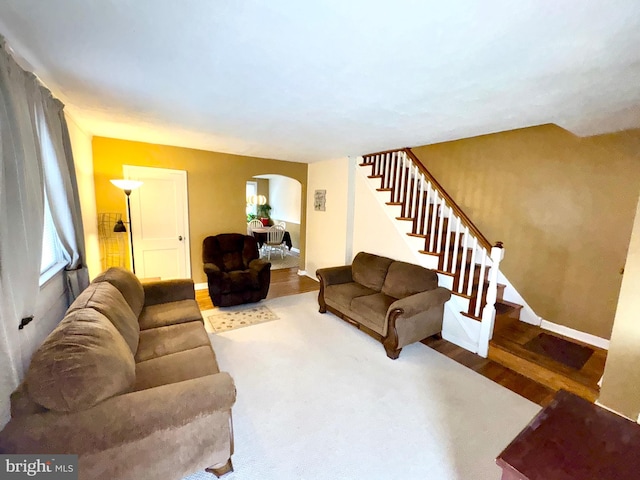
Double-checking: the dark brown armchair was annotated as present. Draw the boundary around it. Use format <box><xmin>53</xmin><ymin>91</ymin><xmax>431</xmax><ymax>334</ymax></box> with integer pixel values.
<box><xmin>203</xmin><ymin>233</ymin><xmax>271</xmax><ymax>307</ymax></box>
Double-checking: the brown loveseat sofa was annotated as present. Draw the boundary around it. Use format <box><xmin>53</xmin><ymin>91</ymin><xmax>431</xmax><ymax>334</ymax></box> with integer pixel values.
<box><xmin>317</xmin><ymin>252</ymin><xmax>451</xmax><ymax>359</ymax></box>
<box><xmin>0</xmin><ymin>267</ymin><xmax>236</xmax><ymax>479</ymax></box>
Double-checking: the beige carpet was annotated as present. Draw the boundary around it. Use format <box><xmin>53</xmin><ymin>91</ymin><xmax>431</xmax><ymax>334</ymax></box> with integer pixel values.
<box><xmin>184</xmin><ymin>292</ymin><xmax>541</xmax><ymax>480</ymax></box>
<box><xmin>201</xmin><ymin>305</ymin><xmax>279</xmax><ymax>333</ymax></box>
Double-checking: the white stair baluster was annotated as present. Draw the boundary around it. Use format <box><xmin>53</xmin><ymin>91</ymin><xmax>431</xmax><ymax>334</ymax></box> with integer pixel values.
<box><xmin>474</xmin><ymin>249</ymin><xmax>487</xmax><ymax>317</ymax></box>
<box><xmin>451</xmin><ymin>216</ymin><xmax>462</xmax><ymax>274</ymax></box>
<box><xmin>466</xmin><ymin>237</ymin><xmax>477</xmax><ymax>297</ymax></box>
<box><xmin>429</xmin><ymin>190</ymin><xmax>439</xmax><ymax>252</ymax></box>
<box><xmin>436</xmin><ymin>197</ymin><xmax>446</xmax><ymax>253</ymax></box>
<box><xmin>443</xmin><ymin>207</ymin><xmax>453</xmax><ymax>271</ymax></box>
<box><xmin>458</xmin><ymin>227</ymin><xmax>469</xmax><ymax>294</ymax></box>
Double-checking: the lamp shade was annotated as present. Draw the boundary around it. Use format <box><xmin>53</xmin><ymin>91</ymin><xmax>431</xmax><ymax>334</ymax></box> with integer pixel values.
<box><xmin>110</xmin><ymin>179</ymin><xmax>143</xmax><ymax>192</ymax></box>
<box><xmin>247</xmin><ymin>194</ymin><xmax>267</xmax><ymax>206</ymax></box>
<box><xmin>113</xmin><ymin>219</ymin><xmax>127</xmax><ymax>233</ymax></box>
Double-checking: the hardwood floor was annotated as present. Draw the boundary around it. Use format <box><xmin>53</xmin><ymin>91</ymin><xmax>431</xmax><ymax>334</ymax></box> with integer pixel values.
<box><xmin>196</xmin><ymin>267</ymin><xmax>561</xmax><ymax>407</ymax></box>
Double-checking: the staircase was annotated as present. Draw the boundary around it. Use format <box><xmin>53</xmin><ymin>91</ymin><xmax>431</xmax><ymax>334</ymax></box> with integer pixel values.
<box><xmin>358</xmin><ymin>148</ymin><xmax>605</xmax><ymax>401</ymax></box>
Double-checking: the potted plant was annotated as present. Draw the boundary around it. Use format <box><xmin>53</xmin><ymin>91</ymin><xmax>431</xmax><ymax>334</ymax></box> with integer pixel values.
<box><xmin>256</xmin><ymin>203</ymin><xmax>272</xmax><ymax>226</ymax></box>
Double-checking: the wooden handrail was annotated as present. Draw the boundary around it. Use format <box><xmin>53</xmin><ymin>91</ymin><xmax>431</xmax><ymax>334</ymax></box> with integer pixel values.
<box><xmin>365</xmin><ymin>147</ymin><xmax>492</xmax><ymax>251</ymax></box>
<box><xmin>403</xmin><ymin>148</ymin><xmax>492</xmax><ymax>251</ymax></box>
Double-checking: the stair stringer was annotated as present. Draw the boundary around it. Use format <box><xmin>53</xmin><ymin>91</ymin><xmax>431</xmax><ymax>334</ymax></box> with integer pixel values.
<box><xmin>496</xmin><ymin>270</ymin><xmax>542</xmax><ymax>326</ymax></box>
<box><xmin>354</xmin><ymin>159</ymin><xmax>482</xmax><ymax>353</ymax></box>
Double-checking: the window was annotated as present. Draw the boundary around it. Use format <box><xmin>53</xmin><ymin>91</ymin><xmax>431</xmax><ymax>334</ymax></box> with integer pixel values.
<box><xmin>246</xmin><ymin>181</ymin><xmax>257</xmax><ymax>216</ymax></box>
<box><xmin>40</xmin><ymin>193</ymin><xmax>63</xmax><ymax>277</ymax></box>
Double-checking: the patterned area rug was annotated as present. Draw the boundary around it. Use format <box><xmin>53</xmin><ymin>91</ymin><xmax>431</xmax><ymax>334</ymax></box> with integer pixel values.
<box><xmin>202</xmin><ymin>305</ymin><xmax>279</xmax><ymax>333</ymax></box>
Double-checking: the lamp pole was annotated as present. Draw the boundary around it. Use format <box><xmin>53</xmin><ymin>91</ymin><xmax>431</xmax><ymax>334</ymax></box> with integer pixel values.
<box><xmin>110</xmin><ymin>179</ymin><xmax>143</xmax><ymax>275</ymax></box>
<box><xmin>124</xmin><ymin>189</ymin><xmax>135</xmax><ymax>274</ymax></box>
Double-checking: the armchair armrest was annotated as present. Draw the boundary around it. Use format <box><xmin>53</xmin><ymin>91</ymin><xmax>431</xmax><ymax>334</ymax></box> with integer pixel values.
<box><xmin>389</xmin><ymin>287</ymin><xmax>451</xmax><ymax>318</ymax></box>
<box><xmin>143</xmin><ymin>278</ymin><xmax>195</xmax><ymax>307</ymax></box>
<box><xmin>248</xmin><ymin>258</ymin><xmax>271</xmax><ymax>273</ymax></box>
<box><xmin>203</xmin><ymin>262</ymin><xmax>223</xmax><ymax>276</ymax></box>
<box><xmin>0</xmin><ymin>372</ymin><xmax>236</xmax><ymax>456</ymax></box>
<box><xmin>316</xmin><ymin>265</ymin><xmax>353</xmax><ymax>286</ymax></box>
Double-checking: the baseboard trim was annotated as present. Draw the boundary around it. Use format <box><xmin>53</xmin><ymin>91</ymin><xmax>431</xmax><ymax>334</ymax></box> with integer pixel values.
<box><xmin>540</xmin><ymin>320</ymin><xmax>610</xmax><ymax>350</ymax></box>
<box><xmin>594</xmin><ymin>400</ymin><xmax>634</xmax><ymax>422</ymax></box>
<box><xmin>194</xmin><ymin>282</ymin><xmax>207</xmax><ymax>291</ymax></box>
<box><xmin>291</xmin><ymin>247</ymin><xmax>300</xmax><ymax>253</ymax></box>
<box><xmin>297</xmin><ymin>269</ymin><xmax>307</xmax><ymax>276</ymax></box>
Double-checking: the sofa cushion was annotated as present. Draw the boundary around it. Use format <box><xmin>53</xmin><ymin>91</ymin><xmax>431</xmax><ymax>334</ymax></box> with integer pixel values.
<box><xmin>134</xmin><ymin>346</ymin><xmax>220</xmax><ymax>391</ymax></box>
<box><xmin>67</xmin><ymin>282</ymin><xmax>140</xmax><ymax>354</ymax></box>
<box><xmin>9</xmin><ymin>382</ymin><xmax>46</xmax><ymax>417</ymax></box>
<box><xmin>382</xmin><ymin>261</ymin><xmax>439</xmax><ymax>299</ymax></box>
<box><xmin>325</xmin><ymin>282</ymin><xmax>377</xmax><ymax>310</ymax></box>
<box><xmin>350</xmin><ymin>292</ymin><xmax>397</xmax><ymax>335</ymax></box>
<box><xmin>352</xmin><ymin>252</ymin><xmax>393</xmax><ymax>291</ymax></box>
<box><xmin>92</xmin><ymin>267</ymin><xmax>145</xmax><ymax>316</ymax></box>
<box><xmin>138</xmin><ymin>299</ymin><xmax>203</xmax><ymax>330</ymax></box>
<box><xmin>135</xmin><ymin>321</ymin><xmax>211</xmax><ymax>363</ymax></box>
<box><xmin>25</xmin><ymin>308</ymin><xmax>135</xmax><ymax>412</ymax></box>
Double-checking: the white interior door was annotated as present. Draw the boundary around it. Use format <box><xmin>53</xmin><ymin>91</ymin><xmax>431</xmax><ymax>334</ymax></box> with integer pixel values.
<box><xmin>123</xmin><ymin>166</ymin><xmax>190</xmax><ymax>279</ymax></box>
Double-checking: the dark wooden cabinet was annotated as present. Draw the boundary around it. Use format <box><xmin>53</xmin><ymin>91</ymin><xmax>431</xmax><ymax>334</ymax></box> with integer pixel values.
<box><xmin>496</xmin><ymin>390</ymin><xmax>640</xmax><ymax>480</ymax></box>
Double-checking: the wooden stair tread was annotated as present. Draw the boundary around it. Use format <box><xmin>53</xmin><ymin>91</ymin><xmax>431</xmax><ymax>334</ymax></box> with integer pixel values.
<box><xmin>488</xmin><ymin>342</ymin><xmax>599</xmax><ymax>403</ymax></box>
<box><xmin>376</xmin><ymin>188</ymin><xmax>392</xmax><ymax>192</ymax></box>
<box><xmin>496</xmin><ymin>299</ymin><xmax>523</xmax><ymax>311</ymax></box>
<box><xmin>359</xmin><ymin>162</ymin><xmax>374</xmax><ymax>167</ymax></box>
<box><xmin>368</xmin><ymin>174</ymin><xmax>383</xmax><ymax>179</ymax></box>
<box><xmin>461</xmin><ymin>311</ymin><xmax>482</xmax><ymax>322</ymax></box>
<box><xmin>489</xmin><ymin>322</ymin><xmax>606</xmax><ymax>396</ymax></box>
<box><xmin>386</xmin><ymin>202</ymin><xmax>403</xmax><ymax>206</ymax></box>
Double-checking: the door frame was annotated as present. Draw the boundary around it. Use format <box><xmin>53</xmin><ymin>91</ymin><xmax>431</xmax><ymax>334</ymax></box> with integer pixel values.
<box><xmin>123</xmin><ymin>165</ymin><xmax>191</xmax><ymax>278</ymax></box>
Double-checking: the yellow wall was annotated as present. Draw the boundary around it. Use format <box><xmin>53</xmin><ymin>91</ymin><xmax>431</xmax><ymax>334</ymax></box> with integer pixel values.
<box><xmin>412</xmin><ymin>124</ymin><xmax>640</xmax><ymax>339</ymax></box>
<box><xmin>66</xmin><ymin>113</ymin><xmax>101</xmax><ymax>278</ymax></box>
<box><xmin>92</xmin><ymin>137</ymin><xmax>307</xmax><ymax>283</ymax></box>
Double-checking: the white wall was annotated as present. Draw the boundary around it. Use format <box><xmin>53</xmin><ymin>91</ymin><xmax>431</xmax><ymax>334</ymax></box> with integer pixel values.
<box><xmin>305</xmin><ymin>157</ymin><xmax>352</xmax><ymax>275</ymax></box>
<box><xmin>269</xmin><ymin>175</ymin><xmax>301</xmax><ymax>223</ymax></box>
<box><xmin>353</xmin><ymin>168</ymin><xmax>426</xmax><ymax>264</ymax></box>
<box><xmin>66</xmin><ymin>113</ymin><xmax>100</xmax><ymax>279</ymax></box>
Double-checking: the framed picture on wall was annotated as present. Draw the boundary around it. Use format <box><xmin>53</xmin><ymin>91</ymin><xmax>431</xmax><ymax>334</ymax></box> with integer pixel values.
<box><xmin>314</xmin><ymin>189</ymin><xmax>326</xmax><ymax>211</ymax></box>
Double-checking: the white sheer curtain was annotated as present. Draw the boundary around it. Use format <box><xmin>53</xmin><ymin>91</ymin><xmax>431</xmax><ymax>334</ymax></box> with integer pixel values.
<box><xmin>32</xmin><ymin>87</ymin><xmax>89</xmax><ymax>299</ymax></box>
<box><xmin>0</xmin><ymin>42</ymin><xmax>45</xmax><ymax>424</ymax></box>
<box><xmin>0</xmin><ymin>39</ymin><xmax>89</xmax><ymax>424</ymax></box>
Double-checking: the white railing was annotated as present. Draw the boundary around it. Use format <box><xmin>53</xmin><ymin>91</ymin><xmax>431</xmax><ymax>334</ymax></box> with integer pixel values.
<box><xmin>363</xmin><ymin>149</ymin><xmax>504</xmax><ymax>356</ymax></box>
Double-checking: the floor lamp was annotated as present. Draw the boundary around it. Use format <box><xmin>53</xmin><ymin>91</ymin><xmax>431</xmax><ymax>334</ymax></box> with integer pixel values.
<box><xmin>111</xmin><ymin>179</ymin><xmax>143</xmax><ymax>273</ymax></box>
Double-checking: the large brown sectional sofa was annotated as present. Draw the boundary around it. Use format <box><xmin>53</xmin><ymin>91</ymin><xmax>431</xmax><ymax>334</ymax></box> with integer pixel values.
<box><xmin>0</xmin><ymin>267</ymin><xmax>236</xmax><ymax>479</ymax></box>
<box><xmin>317</xmin><ymin>252</ymin><xmax>451</xmax><ymax>359</ymax></box>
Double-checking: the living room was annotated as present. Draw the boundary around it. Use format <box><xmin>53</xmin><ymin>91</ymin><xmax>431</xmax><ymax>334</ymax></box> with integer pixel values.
<box><xmin>1</xmin><ymin>2</ymin><xmax>640</xmax><ymax>479</ymax></box>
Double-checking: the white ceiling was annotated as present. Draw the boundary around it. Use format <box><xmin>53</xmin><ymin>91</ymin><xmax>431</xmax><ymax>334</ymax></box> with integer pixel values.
<box><xmin>0</xmin><ymin>0</ymin><xmax>638</xmax><ymax>163</ymax></box>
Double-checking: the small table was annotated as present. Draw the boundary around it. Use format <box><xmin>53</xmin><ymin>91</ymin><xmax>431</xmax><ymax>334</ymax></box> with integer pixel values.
<box><xmin>251</xmin><ymin>228</ymin><xmax>293</xmax><ymax>250</ymax></box>
<box><xmin>496</xmin><ymin>390</ymin><xmax>640</xmax><ymax>479</ymax></box>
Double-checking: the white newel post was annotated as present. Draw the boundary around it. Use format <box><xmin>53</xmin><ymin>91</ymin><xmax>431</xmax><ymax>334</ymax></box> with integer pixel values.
<box><xmin>477</xmin><ymin>242</ymin><xmax>504</xmax><ymax>357</ymax></box>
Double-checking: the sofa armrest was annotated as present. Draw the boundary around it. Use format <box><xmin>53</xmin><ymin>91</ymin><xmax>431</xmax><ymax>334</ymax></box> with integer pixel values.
<box><xmin>248</xmin><ymin>258</ymin><xmax>271</xmax><ymax>273</ymax></box>
<box><xmin>316</xmin><ymin>265</ymin><xmax>353</xmax><ymax>286</ymax></box>
<box><xmin>143</xmin><ymin>279</ymin><xmax>195</xmax><ymax>307</ymax></box>
<box><xmin>389</xmin><ymin>287</ymin><xmax>451</xmax><ymax>318</ymax></box>
<box><xmin>0</xmin><ymin>372</ymin><xmax>236</xmax><ymax>456</ymax></box>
